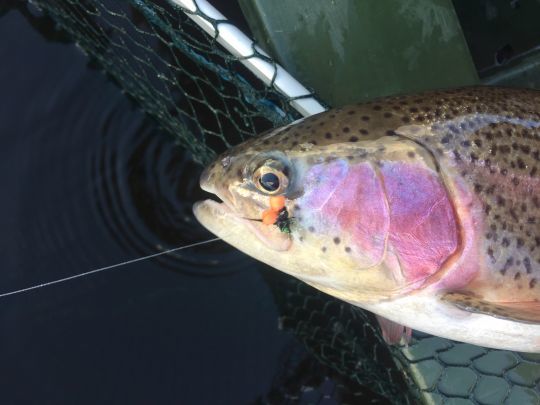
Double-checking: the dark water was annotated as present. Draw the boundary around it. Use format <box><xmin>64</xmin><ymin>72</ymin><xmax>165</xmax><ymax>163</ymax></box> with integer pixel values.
<box><xmin>0</xmin><ymin>9</ymin><xmax>295</xmax><ymax>404</ymax></box>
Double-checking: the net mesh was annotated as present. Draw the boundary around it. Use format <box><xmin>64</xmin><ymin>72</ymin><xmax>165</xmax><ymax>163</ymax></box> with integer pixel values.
<box><xmin>20</xmin><ymin>0</ymin><xmax>540</xmax><ymax>403</ymax></box>
<box><xmin>29</xmin><ymin>0</ymin><xmax>307</xmax><ymax>165</ymax></box>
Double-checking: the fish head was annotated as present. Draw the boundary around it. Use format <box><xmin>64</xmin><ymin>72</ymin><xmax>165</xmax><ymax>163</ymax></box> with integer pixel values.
<box><xmin>197</xmin><ymin>140</ymin><xmax>295</xmax><ymax>252</ymax></box>
<box><xmin>194</xmin><ymin>111</ymin><xmax>454</xmax><ymax>304</ymax></box>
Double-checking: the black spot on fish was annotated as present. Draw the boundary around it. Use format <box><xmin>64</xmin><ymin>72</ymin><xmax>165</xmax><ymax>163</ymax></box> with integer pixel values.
<box><xmin>501</xmin><ymin>257</ymin><xmax>514</xmax><ymax>276</ymax></box>
<box><xmin>407</xmin><ymin>151</ymin><xmax>415</xmax><ymax>158</ymax></box>
<box><xmin>349</xmin><ymin>136</ymin><xmax>359</xmax><ymax>142</ymax></box>
<box><xmin>345</xmin><ymin>246</ymin><xmax>351</xmax><ymax>253</ymax></box>
<box><xmin>509</xmin><ymin>209</ymin><xmax>518</xmax><ymax>222</ymax></box>
<box><xmin>325</xmin><ymin>132</ymin><xmax>332</xmax><ymax>139</ymax></box>
<box><xmin>487</xmin><ymin>248</ymin><xmax>495</xmax><ymax>262</ymax></box>
<box><xmin>333</xmin><ymin>237</ymin><xmax>341</xmax><ymax>245</ymax></box>
<box><xmin>524</xmin><ymin>258</ymin><xmax>532</xmax><ymax>274</ymax></box>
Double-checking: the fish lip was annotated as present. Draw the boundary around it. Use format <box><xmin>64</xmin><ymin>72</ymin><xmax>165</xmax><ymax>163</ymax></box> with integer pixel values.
<box><xmin>193</xmin><ymin>198</ymin><xmax>292</xmax><ymax>251</ymax></box>
<box><xmin>194</xmin><ymin>198</ymin><xmax>256</xmax><ymax>221</ymax></box>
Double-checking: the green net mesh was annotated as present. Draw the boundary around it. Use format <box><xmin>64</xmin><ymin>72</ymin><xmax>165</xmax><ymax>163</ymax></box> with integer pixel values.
<box><xmin>22</xmin><ymin>0</ymin><xmax>540</xmax><ymax>403</ymax></box>
<box><xmin>29</xmin><ymin>0</ymin><xmax>310</xmax><ymax>165</ymax></box>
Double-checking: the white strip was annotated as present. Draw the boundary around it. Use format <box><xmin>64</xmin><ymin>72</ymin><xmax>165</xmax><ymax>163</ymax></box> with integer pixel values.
<box><xmin>168</xmin><ymin>0</ymin><xmax>326</xmax><ymax>117</ymax></box>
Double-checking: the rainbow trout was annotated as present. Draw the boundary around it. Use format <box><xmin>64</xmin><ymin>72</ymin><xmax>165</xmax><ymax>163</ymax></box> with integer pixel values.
<box><xmin>194</xmin><ymin>87</ymin><xmax>540</xmax><ymax>352</ymax></box>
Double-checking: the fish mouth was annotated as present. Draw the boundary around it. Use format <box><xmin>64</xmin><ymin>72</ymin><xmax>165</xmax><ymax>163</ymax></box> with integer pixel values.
<box><xmin>193</xmin><ymin>198</ymin><xmax>292</xmax><ymax>252</ymax></box>
<box><xmin>196</xmin><ymin>169</ymin><xmax>292</xmax><ymax>251</ymax></box>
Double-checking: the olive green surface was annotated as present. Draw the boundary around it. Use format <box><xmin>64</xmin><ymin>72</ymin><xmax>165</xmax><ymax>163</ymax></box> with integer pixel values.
<box><xmin>238</xmin><ymin>0</ymin><xmax>478</xmax><ymax>106</ymax></box>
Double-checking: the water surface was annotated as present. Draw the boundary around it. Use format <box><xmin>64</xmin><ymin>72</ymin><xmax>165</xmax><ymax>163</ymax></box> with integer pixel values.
<box><xmin>0</xmin><ymin>9</ymin><xmax>293</xmax><ymax>404</ymax></box>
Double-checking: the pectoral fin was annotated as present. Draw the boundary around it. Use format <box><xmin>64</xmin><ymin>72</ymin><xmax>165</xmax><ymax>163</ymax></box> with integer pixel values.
<box><xmin>442</xmin><ymin>292</ymin><xmax>540</xmax><ymax>324</ymax></box>
<box><xmin>376</xmin><ymin>315</ymin><xmax>412</xmax><ymax>345</ymax></box>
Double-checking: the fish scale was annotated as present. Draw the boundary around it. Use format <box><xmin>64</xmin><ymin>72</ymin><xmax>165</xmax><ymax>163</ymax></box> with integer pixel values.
<box><xmin>394</xmin><ymin>87</ymin><xmax>540</xmax><ymax>303</ymax></box>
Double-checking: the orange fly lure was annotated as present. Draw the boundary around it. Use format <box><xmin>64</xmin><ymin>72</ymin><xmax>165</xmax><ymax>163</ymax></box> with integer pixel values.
<box><xmin>261</xmin><ymin>196</ymin><xmax>292</xmax><ymax>233</ymax></box>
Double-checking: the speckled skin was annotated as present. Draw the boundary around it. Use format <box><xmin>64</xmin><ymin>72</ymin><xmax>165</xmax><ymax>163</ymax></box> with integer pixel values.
<box><xmin>195</xmin><ymin>86</ymin><xmax>540</xmax><ymax>350</ymax></box>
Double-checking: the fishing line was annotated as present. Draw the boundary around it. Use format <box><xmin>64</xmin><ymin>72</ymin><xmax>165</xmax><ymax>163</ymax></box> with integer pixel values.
<box><xmin>0</xmin><ymin>237</ymin><xmax>222</xmax><ymax>299</ymax></box>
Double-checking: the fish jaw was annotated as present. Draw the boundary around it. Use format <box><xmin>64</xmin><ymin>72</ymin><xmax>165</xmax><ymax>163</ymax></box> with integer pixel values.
<box><xmin>193</xmin><ymin>198</ymin><xmax>353</xmax><ymax>291</ymax></box>
<box><xmin>193</xmin><ymin>199</ymin><xmax>292</xmax><ymax>252</ymax></box>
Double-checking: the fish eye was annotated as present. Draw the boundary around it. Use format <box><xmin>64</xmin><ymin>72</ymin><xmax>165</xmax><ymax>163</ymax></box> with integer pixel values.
<box><xmin>253</xmin><ymin>160</ymin><xmax>289</xmax><ymax>195</ymax></box>
<box><xmin>259</xmin><ymin>172</ymin><xmax>280</xmax><ymax>192</ymax></box>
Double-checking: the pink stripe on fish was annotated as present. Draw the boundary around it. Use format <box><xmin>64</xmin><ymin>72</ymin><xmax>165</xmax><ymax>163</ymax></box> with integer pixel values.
<box><xmin>300</xmin><ymin>160</ymin><xmax>389</xmax><ymax>267</ymax></box>
<box><xmin>301</xmin><ymin>160</ymin><xmax>349</xmax><ymax>210</ymax></box>
<box><xmin>380</xmin><ymin>162</ymin><xmax>458</xmax><ymax>283</ymax></box>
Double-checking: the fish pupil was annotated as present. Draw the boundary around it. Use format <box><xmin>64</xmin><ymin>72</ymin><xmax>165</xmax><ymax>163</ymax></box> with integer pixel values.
<box><xmin>259</xmin><ymin>172</ymin><xmax>280</xmax><ymax>192</ymax></box>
